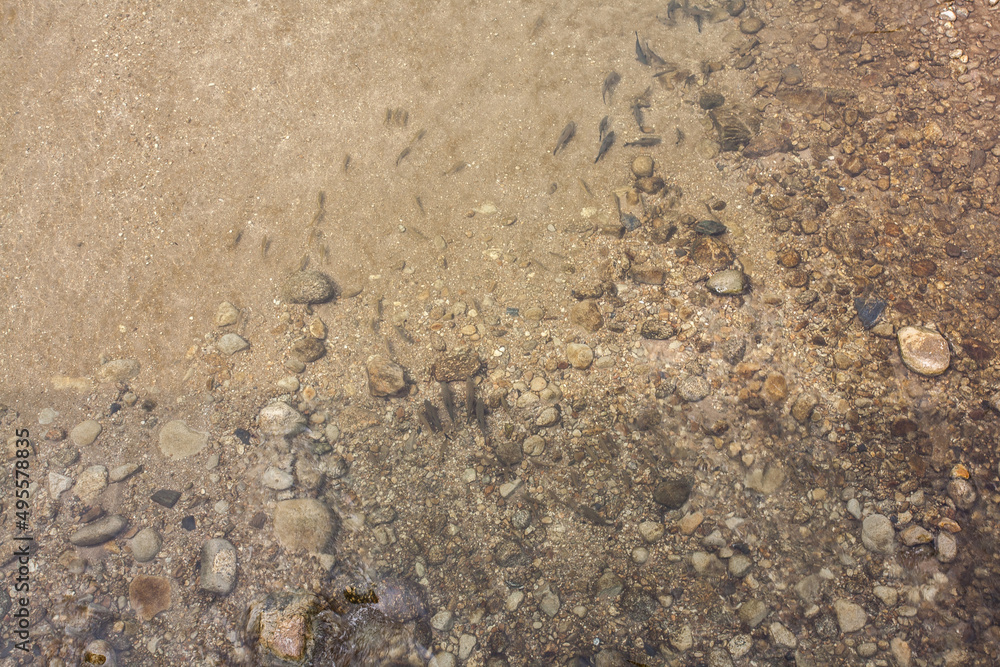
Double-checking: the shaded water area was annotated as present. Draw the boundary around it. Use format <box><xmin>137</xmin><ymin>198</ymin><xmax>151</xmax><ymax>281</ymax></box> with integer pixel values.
<box><xmin>2</xmin><ymin>0</ymin><xmax>1000</xmax><ymax>664</ymax></box>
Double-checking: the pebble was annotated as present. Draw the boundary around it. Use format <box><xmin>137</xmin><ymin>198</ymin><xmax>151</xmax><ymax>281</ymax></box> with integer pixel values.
<box><xmin>95</xmin><ymin>358</ymin><xmax>141</xmax><ymax>383</ymax></box>
<box><xmin>130</xmin><ymin>527</ymin><xmax>163</xmax><ymax>562</ymax></box>
<box><xmin>671</xmin><ymin>625</ymin><xmax>693</xmax><ymax>651</ymax></box>
<box><xmin>899</xmin><ymin>525</ymin><xmax>933</xmax><ymax>546</ymax></box>
<box><xmin>640</xmin><ymin>319</ymin><xmax>676</xmax><ymax>340</ymax></box>
<box><xmin>496</xmin><ymin>441</ymin><xmax>524</xmax><ymax>466</ymax></box>
<box><xmin>215</xmin><ymin>301</ymin><xmax>239</xmax><ymax>327</ymax></box>
<box><xmin>745</xmin><ymin>466</ymin><xmax>784</xmax><ymax>495</ymax></box>
<box><xmin>109</xmin><ymin>463</ymin><xmax>139</xmax><ymax>483</ymax></box>
<box><xmin>707</xmin><ymin>269</ymin><xmax>747</xmax><ymax>295</ymax></box>
<box><xmin>709</xmin><ymin>647</ymin><xmax>735</xmax><ymax>667</ymax></box>
<box><xmin>38</xmin><ymin>407</ymin><xmax>59</xmax><ymax>425</ymax></box>
<box><xmin>217</xmin><ymin>333</ymin><xmax>249</xmax><ymax>355</ymax></box>
<box><xmin>458</xmin><ymin>634</ymin><xmax>477</xmax><ymax>660</ymax></box>
<box><xmin>522</xmin><ymin>435</ymin><xmax>546</xmax><ymax>456</ymax></box>
<box><xmin>594</xmin><ymin>571</ymin><xmax>624</xmax><ymax>599</ymax></box>
<box><xmin>246</xmin><ymin>592</ymin><xmax>322</xmax><ymax>665</ymax></box>
<box><xmin>431</xmin><ymin>610</ymin><xmax>454</xmax><ymax>632</ymax></box>
<box><xmin>738</xmin><ymin>599</ymin><xmax>768</xmax><ymax>627</ymax></box>
<box><xmin>631</xmin><ymin>156</ymin><xmax>654</xmax><ymax>178</ymax></box>
<box><xmin>366</xmin><ymin>355</ymin><xmax>407</xmax><ymax>396</ymax></box>
<box><xmin>70</xmin><ymin>419</ymin><xmax>102</xmax><ymax>446</ymax></box>
<box><xmin>862</xmin><ymin>514</ymin><xmax>896</xmax><ymax>554</ymax></box>
<box><xmin>694</xmin><ymin>219</ymin><xmax>727</xmax><ymax>236</ymax></box>
<box><xmin>691</xmin><ymin>551</ymin><xmax>723</xmax><ymax>574</ymax></box>
<box><xmin>846</xmin><ymin>498</ymin><xmax>862</xmax><ymax>519</ymax></box>
<box><xmin>935</xmin><ymin>532</ymin><xmax>957</xmax><ymax>563</ymax></box>
<box><xmin>430</xmin><ymin>653</ymin><xmax>456</xmax><ymax>667</ymax></box>
<box><xmin>158</xmin><ymin>420</ymin><xmax>208</xmax><ymax>460</ymax></box>
<box><xmin>83</xmin><ymin>640</ymin><xmax>117</xmax><ymax>667</ymax></box>
<box><xmin>48</xmin><ymin>472</ymin><xmax>73</xmax><ymax>499</ymax></box>
<box><xmin>811</xmin><ymin>33</ymin><xmax>828</xmax><ymax>50</ymax></box>
<box><xmin>431</xmin><ymin>349</ymin><xmax>483</xmax><ymax>381</ymax></box>
<box><xmin>129</xmin><ymin>575</ymin><xmax>172</xmax><ymax>621</ymax></box>
<box><xmin>678</xmin><ymin>511</ymin><xmax>704</xmax><ymax>534</ymax></box>
<box><xmin>873</xmin><ymin>585</ymin><xmax>898</xmax><ymax>607</ymax></box>
<box><xmin>570</xmin><ymin>300</ymin><xmax>604</xmax><ymax>332</ymax></box>
<box><xmin>739</xmin><ymin>16</ymin><xmax>764</xmax><ymax>33</ymax></box>
<box><xmin>728</xmin><ymin>635</ymin><xmax>752</xmax><ymax>659</ymax></box>
<box><xmin>791</xmin><ymin>393</ymin><xmax>818</xmax><ymax>422</ymax></box>
<box><xmin>728</xmin><ymin>554</ymin><xmax>752</xmax><ymax>577</ymax></box>
<box><xmin>291</xmin><ymin>337</ymin><xmax>325</xmax><ymax>362</ymax></box>
<box><xmin>73</xmin><ymin>465</ymin><xmax>108</xmax><ymax>503</ymax></box>
<box><xmin>653</xmin><ymin>478</ymin><xmax>693</xmax><ymax>509</ymax></box>
<box><xmin>891</xmin><ymin>638</ymin><xmax>913</xmax><ymax>667</ymax></box>
<box><xmin>762</xmin><ymin>374</ymin><xmax>788</xmax><ymax>403</ymax></box>
<box><xmin>70</xmin><ymin>514</ymin><xmax>126</xmax><ymax>546</ymax></box>
<box><xmin>258</xmin><ymin>402</ymin><xmax>307</xmax><ymax>439</ymax></box>
<box><xmin>897</xmin><ymin>326</ymin><xmax>950</xmax><ymax>376</ymax></box>
<box><xmin>200</xmin><ymin>538</ymin><xmax>238</xmax><ymax>594</ymax></box>
<box><xmin>632</xmin><ymin>547</ymin><xmax>649</xmax><ymax>564</ymax></box>
<box><xmin>276</xmin><ymin>376</ymin><xmax>300</xmax><ymax>392</ymax></box>
<box><xmin>273</xmin><ymin>499</ymin><xmax>336</xmax><ymax>553</ymax></box>
<box><xmin>535</xmin><ymin>584</ymin><xmax>560</xmax><ymax>617</ymax></box>
<box><xmin>781</xmin><ymin>64</ymin><xmax>803</xmax><ymax>86</ymax></box>
<box><xmin>535</xmin><ymin>406</ymin><xmax>560</xmax><ymax>427</ymax></box>
<box><xmin>833</xmin><ymin>599</ymin><xmax>867</xmax><ymax>633</ymax></box>
<box><xmin>499</xmin><ymin>479</ymin><xmax>522</xmax><ymax>498</ymax></box>
<box><xmin>946</xmin><ymin>478</ymin><xmax>976</xmax><ymax>509</ymax></box>
<box><xmin>770</xmin><ymin>622</ymin><xmax>797</xmax><ymax>648</ymax></box>
<box><xmin>262</xmin><ymin>467</ymin><xmax>295</xmax><ymax>490</ymax></box>
<box><xmin>677</xmin><ymin>376</ymin><xmax>710</xmax><ymax>402</ymax></box>
<box><xmin>639</xmin><ymin>520</ymin><xmax>664</xmax><ymax>543</ymax></box>
<box><xmin>280</xmin><ymin>270</ymin><xmax>337</xmax><ymax>304</ymax></box>
<box><xmin>151</xmin><ymin>489</ymin><xmax>182</xmax><ymax>508</ymax></box>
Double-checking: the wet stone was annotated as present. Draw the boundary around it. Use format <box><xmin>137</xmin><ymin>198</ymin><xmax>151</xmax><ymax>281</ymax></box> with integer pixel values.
<box><xmin>654</xmin><ymin>477</ymin><xmax>693</xmax><ymax>509</ymax></box>
<box><xmin>73</xmin><ymin>465</ymin><xmax>108</xmax><ymax>503</ymax></box>
<box><xmin>130</xmin><ymin>527</ymin><xmax>162</xmax><ymax>562</ymax></box>
<box><xmin>781</xmin><ymin>64</ymin><xmax>803</xmax><ymax>86</ymax></box>
<box><xmin>431</xmin><ymin>349</ymin><xmax>483</xmax><ymax>382</ymax></box>
<box><xmin>635</xmin><ymin>176</ymin><xmax>664</xmax><ymax>194</ymax></box>
<box><xmin>739</xmin><ymin>17</ymin><xmax>764</xmax><ymax>34</ymax></box>
<box><xmin>785</xmin><ymin>270</ymin><xmax>809</xmax><ymax>288</ymax></box>
<box><xmin>70</xmin><ymin>419</ymin><xmax>103</xmax><ymax>447</ymax></box>
<box><xmin>738</xmin><ymin>599</ymin><xmax>768</xmax><ymax>627</ymax></box>
<box><xmin>96</xmin><ymin>358</ymin><xmax>141</xmax><ymax>383</ymax></box>
<box><xmin>743</xmin><ymin>131</ymin><xmax>793</xmax><ymax>159</ymax></box>
<box><xmin>218</xmin><ymin>333</ymin><xmax>249</xmax><ymax>355</ymax></box>
<box><xmin>900</xmin><ymin>525</ymin><xmax>933</xmax><ymax>546</ymax></box>
<box><xmin>677</xmin><ymin>376</ymin><xmax>710</xmax><ymax>402</ymax></box>
<box><xmin>366</xmin><ymin>356</ymin><xmax>407</xmax><ymax>396</ymax></box>
<box><xmin>262</xmin><ymin>467</ymin><xmax>295</xmax><ymax>491</ymax></box>
<box><xmin>496</xmin><ymin>441</ymin><xmax>523</xmax><ymax>466</ymax></box>
<box><xmin>630</xmin><ymin>265</ymin><xmax>665</xmax><ymax>285</ymax></box>
<box><xmin>215</xmin><ymin>301</ymin><xmax>239</xmax><ymax>327</ymax></box>
<box><xmin>854</xmin><ymin>295</ymin><xmax>886</xmax><ymax>329</ymax></box>
<box><xmin>834</xmin><ymin>599</ymin><xmax>867</xmax><ymax>633</ymax></box>
<box><xmin>777</xmin><ymin>249</ymin><xmax>801</xmax><ymax>268</ymax></box>
<box><xmin>273</xmin><ymin>499</ymin><xmax>336</xmax><ymax>553</ymax></box>
<box><xmin>911</xmin><ymin>259</ymin><xmax>937</xmax><ymax>277</ymax></box>
<box><xmin>566</xmin><ymin>343</ymin><xmax>594</xmax><ymax>370</ymax></box>
<box><xmin>49</xmin><ymin>472</ymin><xmax>73</xmax><ymax>498</ymax></box>
<box><xmin>151</xmin><ymin>489</ymin><xmax>182</xmax><ymax>508</ymax></box>
<box><xmin>791</xmin><ymin>393</ymin><xmax>818</xmax><ymax>423</ymax></box>
<box><xmin>694</xmin><ymin>219</ymin><xmax>727</xmax><ymax>236</ymax></box>
<box><xmin>83</xmin><ymin>640</ymin><xmax>117</xmax><ymax>667</ymax></box>
<box><xmin>281</xmin><ymin>270</ymin><xmax>337</xmax><ymax>304</ymax></box>
<box><xmin>129</xmin><ymin>575</ymin><xmax>172</xmax><ymax>621</ymax></box>
<box><xmin>631</xmin><ymin>156</ymin><xmax>654</xmax><ymax>178</ymax></box>
<box><xmin>691</xmin><ymin>236</ymin><xmax>735</xmax><ymax>270</ymax></box>
<box><xmin>594</xmin><ymin>571</ymin><xmax>624</xmax><ymax>599</ymax></box>
<box><xmin>200</xmin><ymin>538</ymin><xmax>238</xmax><ymax>594</ymax></box>
<box><xmin>897</xmin><ymin>326</ymin><xmax>950</xmax><ymax>376</ymax></box>
<box><xmin>947</xmin><ymin>478</ymin><xmax>976</xmax><ymax>510</ymax></box>
<box><xmin>698</xmin><ymin>91</ymin><xmax>726</xmax><ymax>110</ymax></box>
<box><xmin>707</xmin><ymin>269</ymin><xmax>747</xmax><ymax>295</ymax></box>
<box><xmin>536</xmin><ymin>406</ymin><xmax>560</xmax><ymax>427</ymax></box>
<box><xmin>523</xmin><ymin>435</ymin><xmax>546</xmax><ymax>456</ymax></box>
<box><xmin>862</xmin><ymin>514</ymin><xmax>896</xmax><ymax>554</ymax></box>
<box><xmin>246</xmin><ymin>592</ymin><xmax>323</xmax><ymax>666</ymax></box>
<box><xmin>70</xmin><ymin>514</ymin><xmax>126</xmax><ymax>546</ymax></box>
<box><xmin>158</xmin><ymin>420</ymin><xmax>208</xmax><ymax>460</ymax></box>
<box><xmin>843</xmin><ymin>155</ymin><xmax>866</xmax><ymax>177</ymax></box>
<box><xmin>291</xmin><ymin>337</ymin><xmax>325</xmax><ymax>363</ymax></box>
<box><xmin>640</xmin><ymin>319</ymin><xmax>676</xmax><ymax>340</ymax></box>
<box><xmin>259</xmin><ymin>401</ymin><xmax>307</xmax><ymax>438</ymax></box>
<box><xmin>570</xmin><ymin>300</ymin><xmax>604</xmax><ymax>332</ymax></box>
<box><xmin>936</xmin><ymin>532</ymin><xmax>957</xmax><ymax>563</ymax></box>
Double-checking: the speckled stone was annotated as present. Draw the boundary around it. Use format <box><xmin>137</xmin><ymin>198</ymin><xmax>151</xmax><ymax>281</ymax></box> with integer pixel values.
<box><xmin>158</xmin><ymin>420</ymin><xmax>208</xmax><ymax>460</ymax></box>
<box><xmin>273</xmin><ymin>499</ymin><xmax>336</xmax><ymax>553</ymax></box>
<box><xmin>897</xmin><ymin>326</ymin><xmax>950</xmax><ymax>376</ymax></box>
<box><xmin>280</xmin><ymin>270</ymin><xmax>337</xmax><ymax>304</ymax></box>
<box><xmin>130</xmin><ymin>527</ymin><xmax>163</xmax><ymax>562</ymax></box>
<box><xmin>200</xmin><ymin>538</ymin><xmax>238</xmax><ymax>594</ymax></box>
<box><xmin>70</xmin><ymin>514</ymin><xmax>126</xmax><ymax>546</ymax></box>
<box><xmin>70</xmin><ymin>419</ymin><xmax>102</xmax><ymax>447</ymax></box>
<box><xmin>834</xmin><ymin>599</ymin><xmax>867</xmax><ymax>633</ymax></box>
<box><xmin>862</xmin><ymin>514</ymin><xmax>896</xmax><ymax>554</ymax></box>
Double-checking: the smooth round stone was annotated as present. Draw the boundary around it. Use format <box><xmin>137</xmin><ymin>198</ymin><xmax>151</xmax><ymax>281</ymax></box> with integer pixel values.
<box><xmin>535</xmin><ymin>406</ymin><xmax>560</xmax><ymax>427</ymax></box>
<box><xmin>834</xmin><ymin>599</ymin><xmax>867</xmax><ymax>633</ymax></box>
<box><xmin>707</xmin><ymin>269</ymin><xmax>748</xmax><ymax>295</ymax></box>
<box><xmin>258</xmin><ymin>402</ymin><xmax>307</xmax><ymax>439</ymax></box>
<box><xmin>262</xmin><ymin>467</ymin><xmax>295</xmax><ymax>491</ymax></box>
<box><xmin>218</xmin><ymin>333</ymin><xmax>250</xmax><ymax>355</ymax></box>
<box><xmin>523</xmin><ymin>435</ymin><xmax>546</xmax><ymax>456</ymax></box>
<box><xmin>566</xmin><ymin>343</ymin><xmax>594</xmax><ymax>369</ymax></box>
<box><xmin>861</xmin><ymin>514</ymin><xmax>896</xmax><ymax>554</ymax></box>
<box><xmin>632</xmin><ymin>547</ymin><xmax>649</xmax><ymax>564</ymax></box>
<box><xmin>739</xmin><ymin>16</ymin><xmax>764</xmax><ymax>33</ymax></box>
<box><xmin>280</xmin><ymin>270</ymin><xmax>337</xmax><ymax>304</ymax></box>
<box><xmin>897</xmin><ymin>326</ymin><xmax>950</xmax><ymax>376</ymax></box>
<box><xmin>158</xmin><ymin>420</ymin><xmax>208</xmax><ymax>460</ymax></box>
<box><xmin>677</xmin><ymin>376</ymin><xmax>711</xmax><ymax>402</ymax></box>
<box><xmin>639</xmin><ymin>520</ymin><xmax>665</xmax><ymax>543</ymax></box>
<box><xmin>70</xmin><ymin>515</ymin><xmax>126</xmax><ymax>546</ymax></box>
<box><xmin>130</xmin><ymin>528</ymin><xmax>163</xmax><ymax>562</ymax></box>
<box><xmin>631</xmin><ymin>156</ymin><xmax>654</xmax><ymax>178</ymax></box>
<box><xmin>276</xmin><ymin>376</ymin><xmax>301</xmax><ymax>393</ymax></box>
<box><xmin>273</xmin><ymin>499</ymin><xmax>336</xmax><ymax>553</ymax></box>
<box><xmin>200</xmin><ymin>538</ymin><xmax>238</xmax><ymax>594</ymax></box>
<box><xmin>70</xmin><ymin>419</ymin><xmax>102</xmax><ymax>446</ymax></box>
<box><xmin>73</xmin><ymin>465</ymin><xmax>108</xmax><ymax>503</ymax></box>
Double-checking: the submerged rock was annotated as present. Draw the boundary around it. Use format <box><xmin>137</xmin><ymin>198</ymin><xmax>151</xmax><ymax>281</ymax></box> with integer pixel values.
<box><xmin>897</xmin><ymin>326</ymin><xmax>950</xmax><ymax>376</ymax></box>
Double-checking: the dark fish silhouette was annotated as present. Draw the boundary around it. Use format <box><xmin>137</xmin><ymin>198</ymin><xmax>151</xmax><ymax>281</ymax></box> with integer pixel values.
<box><xmin>624</xmin><ymin>136</ymin><xmax>661</xmax><ymax>147</ymax></box>
<box><xmin>676</xmin><ymin>127</ymin><xmax>685</xmax><ymax>144</ymax></box>
<box><xmin>475</xmin><ymin>395</ymin><xmax>487</xmax><ymax>435</ymax></box>
<box><xmin>599</xmin><ymin>116</ymin><xmax>610</xmax><ymax>141</ymax></box>
<box><xmin>422</xmin><ymin>400</ymin><xmax>441</xmax><ymax>433</ymax></box>
<box><xmin>465</xmin><ymin>378</ymin><xmax>477</xmax><ymax>424</ymax></box>
<box><xmin>635</xmin><ymin>32</ymin><xmax>649</xmax><ymax>65</ymax></box>
<box><xmin>396</xmin><ymin>146</ymin><xmax>411</xmax><ymax>166</ymax></box>
<box><xmin>553</xmin><ymin>122</ymin><xmax>576</xmax><ymax>155</ymax></box>
<box><xmin>602</xmin><ymin>71</ymin><xmax>621</xmax><ymax>104</ymax></box>
<box><xmin>440</xmin><ymin>382</ymin><xmax>457</xmax><ymax>423</ymax></box>
<box><xmin>595</xmin><ymin>130</ymin><xmax>615</xmax><ymax>163</ymax></box>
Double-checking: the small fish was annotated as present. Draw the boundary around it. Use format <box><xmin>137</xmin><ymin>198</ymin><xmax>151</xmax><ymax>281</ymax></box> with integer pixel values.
<box><xmin>444</xmin><ymin>161</ymin><xmax>468</xmax><ymax>176</ymax></box>
<box><xmin>412</xmin><ymin>129</ymin><xmax>426</xmax><ymax>143</ymax></box>
<box><xmin>394</xmin><ymin>324</ymin><xmax>414</xmax><ymax>344</ymax></box>
<box><xmin>599</xmin><ymin>115</ymin><xmax>610</xmax><ymax>141</ymax></box>
<box><xmin>396</xmin><ymin>146</ymin><xmax>411</xmax><ymax>167</ymax></box>
<box><xmin>576</xmin><ymin>504</ymin><xmax>612</xmax><ymax>526</ymax></box>
<box><xmin>631</xmin><ymin>103</ymin><xmax>645</xmax><ymax>130</ymax></box>
<box><xmin>465</xmin><ymin>378</ymin><xmax>477</xmax><ymax>424</ymax></box>
<box><xmin>595</xmin><ymin>130</ymin><xmax>615</xmax><ymax>163</ymax></box>
<box><xmin>676</xmin><ymin>127</ymin><xmax>685</xmax><ymax>144</ymax></box>
<box><xmin>423</xmin><ymin>400</ymin><xmax>441</xmax><ymax>433</ymax></box>
<box><xmin>634</xmin><ymin>31</ymin><xmax>649</xmax><ymax>65</ymax></box>
<box><xmin>307</xmin><ymin>227</ymin><xmax>323</xmax><ymax>245</ymax></box>
<box><xmin>578</xmin><ymin>178</ymin><xmax>593</xmax><ymax>197</ymax></box>
<box><xmin>415</xmin><ymin>195</ymin><xmax>425</xmax><ymax>215</ymax></box>
<box><xmin>688</xmin><ymin>6</ymin><xmax>709</xmax><ymax>32</ymax></box>
<box><xmin>601</xmin><ymin>71</ymin><xmax>620</xmax><ymax>104</ymax></box>
<box><xmin>310</xmin><ymin>191</ymin><xmax>326</xmax><ymax>226</ymax></box>
<box><xmin>553</xmin><ymin>121</ymin><xmax>576</xmax><ymax>155</ymax></box>
<box><xmin>409</xmin><ymin>225</ymin><xmax>429</xmax><ymax>241</ymax></box>
<box><xmin>642</xmin><ymin>39</ymin><xmax>666</xmax><ymax>66</ymax></box>
<box><xmin>666</xmin><ymin>0</ymin><xmax>682</xmax><ymax>21</ymax></box>
<box><xmin>624</xmin><ymin>136</ymin><xmax>662</xmax><ymax>147</ymax></box>
<box><xmin>261</xmin><ymin>235</ymin><xmax>270</xmax><ymax>259</ymax></box>
<box><xmin>441</xmin><ymin>382</ymin><xmax>457</xmax><ymax>423</ymax></box>
<box><xmin>548</xmin><ymin>182</ymin><xmax>558</xmax><ymax>195</ymax></box>
<box><xmin>343</xmin><ymin>154</ymin><xmax>351</xmax><ymax>172</ymax></box>
<box><xmin>319</xmin><ymin>243</ymin><xmax>329</xmax><ymax>264</ymax></box>
<box><xmin>298</xmin><ymin>254</ymin><xmax>310</xmax><ymax>271</ymax></box>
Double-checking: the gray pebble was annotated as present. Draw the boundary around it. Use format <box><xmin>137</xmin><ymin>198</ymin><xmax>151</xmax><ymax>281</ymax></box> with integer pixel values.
<box><xmin>738</xmin><ymin>599</ymin><xmax>768</xmax><ymax>627</ymax></box>
<box><xmin>215</xmin><ymin>301</ymin><xmax>239</xmax><ymax>327</ymax></box>
<box><xmin>935</xmin><ymin>532</ymin><xmax>957</xmax><ymax>563</ymax></box>
<box><xmin>273</xmin><ymin>499</ymin><xmax>336</xmax><ymax>553</ymax></box>
<box><xmin>846</xmin><ymin>497</ymin><xmax>862</xmax><ymax>519</ymax></box>
<box><xmin>706</xmin><ymin>269</ymin><xmax>747</xmax><ymax>295</ymax></box>
<box><xmin>861</xmin><ymin>514</ymin><xmax>896</xmax><ymax>554</ymax></box>
<box><xmin>677</xmin><ymin>376</ymin><xmax>711</xmax><ymax>402</ymax></box>
<box><xmin>158</xmin><ymin>420</ymin><xmax>208</xmax><ymax>460</ymax></box>
<box><xmin>431</xmin><ymin>610</ymin><xmax>454</xmax><ymax>632</ymax></box>
<box><xmin>130</xmin><ymin>528</ymin><xmax>163</xmax><ymax>562</ymax></box>
<box><xmin>258</xmin><ymin>402</ymin><xmax>307</xmax><ymax>439</ymax></box>
<box><xmin>728</xmin><ymin>554</ymin><xmax>752</xmax><ymax>577</ymax></box>
<box><xmin>109</xmin><ymin>463</ymin><xmax>140</xmax><ymax>483</ymax></box>
<box><xmin>200</xmin><ymin>538</ymin><xmax>238</xmax><ymax>594</ymax></box>
<box><xmin>593</xmin><ymin>570</ymin><xmax>624</xmax><ymax>599</ymax></box>
<box><xmin>833</xmin><ymin>598</ymin><xmax>867</xmax><ymax>633</ymax></box>
<box><xmin>522</xmin><ymin>435</ymin><xmax>546</xmax><ymax>456</ymax></box>
<box><xmin>535</xmin><ymin>406</ymin><xmax>560</xmax><ymax>427</ymax></box>
<box><xmin>458</xmin><ymin>634</ymin><xmax>477</xmax><ymax>660</ymax></box>
<box><xmin>280</xmin><ymin>270</ymin><xmax>337</xmax><ymax>304</ymax></box>
<box><xmin>218</xmin><ymin>333</ymin><xmax>250</xmax><ymax>355</ymax></box>
<box><xmin>70</xmin><ymin>515</ymin><xmax>126</xmax><ymax>546</ymax></box>
<box><xmin>262</xmin><ymin>467</ymin><xmax>295</xmax><ymax>490</ymax></box>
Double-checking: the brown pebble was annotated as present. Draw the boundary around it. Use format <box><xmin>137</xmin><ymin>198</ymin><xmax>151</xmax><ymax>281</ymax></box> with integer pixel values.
<box><xmin>944</xmin><ymin>243</ymin><xmax>962</xmax><ymax>258</ymax></box>
<box><xmin>785</xmin><ymin>270</ymin><xmax>809</xmax><ymax>288</ymax></box>
<box><xmin>911</xmin><ymin>259</ymin><xmax>937</xmax><ymax>277</ymax></box>
<box><xmin>777</xmin><ymin>249</ymin><xmax>801</xmax><ymax>268</ymax></box>
<box><xmin>843</xmin><ymin>156</ymin><xmax>866</xmax><ymax>177</ymax></box>
<box><xmin>635</xmin><ymin>176</ymin><xmax>664</xmax><ymax>194</ymax></box>
<box><xmin>762</xmin><ymin>374</ymin><xmax>788</xmax><ymax>403</ymax></box>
